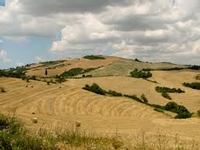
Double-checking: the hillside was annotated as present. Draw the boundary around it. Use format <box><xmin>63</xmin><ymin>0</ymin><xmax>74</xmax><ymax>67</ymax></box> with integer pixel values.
<box><xmin>25</xmin><ymin>55</ymin><xmax>188</xmax><ymax>77</ymax></box>
<box><xmin>1</xmin><ymin>55</ymin><xmax>200</xmax><ymax>147</ymax></box>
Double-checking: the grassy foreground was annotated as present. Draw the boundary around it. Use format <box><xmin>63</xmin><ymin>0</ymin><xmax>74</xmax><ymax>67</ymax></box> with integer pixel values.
<box><xmin>0</xmin><ymin>114</ymin><xmax>199</xmax><ymax>150</ymax></box>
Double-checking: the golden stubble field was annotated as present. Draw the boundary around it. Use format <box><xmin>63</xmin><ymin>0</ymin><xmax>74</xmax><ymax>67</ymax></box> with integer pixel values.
<box><xmin>1</xmin><ymin>69</ymin><xmax>200</xmax><ymax>143</ymax></box>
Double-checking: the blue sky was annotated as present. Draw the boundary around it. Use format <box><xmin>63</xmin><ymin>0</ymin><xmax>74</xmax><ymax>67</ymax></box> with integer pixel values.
<box><xmin>1</xmin><ymin>0</ymin><xmax>200</xmax><ymax>69</ymax></box>
<box><xmin>0</xmin><ymin>0</ymin><xmax>5</xmax><ymax>6</ymax></box>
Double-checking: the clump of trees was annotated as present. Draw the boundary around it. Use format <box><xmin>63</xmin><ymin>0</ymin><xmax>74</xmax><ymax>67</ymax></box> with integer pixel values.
<box><xmin>130</xmin><ymin>69</ymin><xmax>152</xmax><ymax>79</ymax></box>
<box><xmin>83</xmin><ymin>83</ymin><xmax>106</xmax><ymax>95</ymax></box>
<box><xmin>83</xmin><ymin>55</ymin><xmax>105</xmax><ymax>60</ymax></box>
<box><xmin>155</xmin><ymin>86</ymin><xmax>185</xmax><ymax>93</ymax></box>
<box><xmin>107</xmin><ymin>90</ymin><xmax>123</xmax><ymax>97</ymax></box>
<box><xmin>183</xmin><ymin>82</ymin><xmax>200</xmax><ymax>90</ymax></box>
<box><xmin>188</xmin><ymin>65</ymin><xmax>200</xmax><ymax>70</ymax></box>
<box><xmin>83</xmin><ymin>83</ymin><xmax>148</xmax><ymax>103</ymax></box>
<box><xmin>60</xmin><ymin>68</ymin><xmax>84</xmax><ymax>78</ymax></box>
<box><xmin>164</xmin><ymin>102</ymin><xmax>192</xmax><ymax>119</ymax></box>
<box><xmin>151</xmin><ymin>102</ymin><xmax>192</xmax><ymax>119</ymax></box>
<box><xmin>155</xmin><ymin>86</ymin><xmax>185</xmax><ymax>100</ymax></box>
<box><xmin>55</xmin><ymin>67</ymin><xmax>95</xmax><ymax>83</ymax></box>
<box><xmin>0</xmin><ymin>66</ymin><xmax>26</xmax><ymax>78</ymax></box>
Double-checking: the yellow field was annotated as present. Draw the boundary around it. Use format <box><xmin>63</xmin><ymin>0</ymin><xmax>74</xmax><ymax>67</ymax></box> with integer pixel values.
<box><xmin>1</xmin><ymin>69</ymin><xmax>200</xmax><ymax>143</ymax></box>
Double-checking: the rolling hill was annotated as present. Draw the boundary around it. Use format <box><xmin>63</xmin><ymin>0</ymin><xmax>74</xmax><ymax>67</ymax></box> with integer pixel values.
<box><xmin>1</xmin><ymin>55</ymin><xmax>200</xmax><ymax>146</ymax></box>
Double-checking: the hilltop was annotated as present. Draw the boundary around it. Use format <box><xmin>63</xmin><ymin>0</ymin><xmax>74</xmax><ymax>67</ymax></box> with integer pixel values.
<box><xmin>25</xmin><ymin>55</ymin><xmax>188</xmax><ymax>77</ymax></box>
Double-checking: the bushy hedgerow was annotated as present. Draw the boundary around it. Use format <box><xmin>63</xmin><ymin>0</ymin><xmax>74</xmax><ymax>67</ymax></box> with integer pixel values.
<box><xmin>155</xmin><ymin>86</ymin><xmax>184</xmax><ymax>100</ymax></box>
<box><xmin>83</xmin><ymin>83</ymin><xmax>106</xmax><ymax>95</ymax></box>
<box><xmin>183</xmin><ymin>82</ymin><xmax>200</xmax><ymax>90</ymax></box>
<box><xmin>106</xmin><ymin>90</ymin><xmax>123</xmax><ymax>97</ymax></box>
<box><xmin>188</xmin><ymin>65</ymin><xmax>200</xmax><ymax>70</ymax></box>
<box><xmin>60</xmin><ymin>68</ymin><xmax>84</xmax><ymax>78</ymax></box>
<box><xmin>155</xmin><ymin>86</ymin><xmax>185</xmax><ymax>93</ymax></box>
<box><xmin>83</xmin><ymin>83</ymin><xmax>148</xmax><ymax>104</ymax></box>
<box><xmin>130</xmin><ymin>68</ymin><xmax>152</xmax><ymax>79</ymax></box>
<box><xmin>161</xmin><ymin>91</ymin><xmax>172</xmax><ymax>100</ymax></box>
<box><xmin>0</xmin><ymin>66</ymin><xmax>26</xmax><ymax>78</ymax></box>
<box><xmin>124</xmin><ymin>94</ymin><xmax>143</xmax><ymax>103</ymax></box>
<box><xmin>55</xmin><ymin>76</ymin><xmax>66</xmax><ymax>83</ymax></box>
<box><xmin>161</xmin><ymin>67</ymin><xmax>185</xmax><ymax>71</ymax></box>
<box><xmin>83</xmin><ymin>55</ymin><xmax>105</xmax><ymax>60</ymax></box>
<box><xmin>151</xmin><ymin>102</ymin><xmax>192</xmax><ymax>119</ymax></box>
<box><xmin>164</xmin><ymin>102</ymin><xmax>192</xmax><ymax>119</ymax></box>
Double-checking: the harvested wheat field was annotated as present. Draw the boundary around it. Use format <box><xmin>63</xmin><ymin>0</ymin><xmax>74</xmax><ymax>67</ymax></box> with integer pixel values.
<box><xmin>1</xmin><ymin>57</ymin><xmax>200</xmax><ymax>149</ymax></box>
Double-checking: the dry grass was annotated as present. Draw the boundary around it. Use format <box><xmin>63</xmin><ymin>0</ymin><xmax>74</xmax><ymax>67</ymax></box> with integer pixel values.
<box><xmin>1</xmin><ymin>68</ymin><xmax>200</xmax><ymax>146</ymax></box>
<box><xmin>1</xmin><ymin>114</ymin><xmax>199</xmax><ymax>150</ymax></box>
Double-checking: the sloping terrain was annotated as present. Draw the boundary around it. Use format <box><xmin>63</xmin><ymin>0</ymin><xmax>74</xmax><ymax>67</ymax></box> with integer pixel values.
<box><xmin>0</xmin><ymin>78</ymin><xmax>166</xmax><ymax>130</ymax></box>
<box><xmin>89</xmin><ymin>58</ymin><xmax>187</xmax><ymax>77</ymax></box>
<box><xmin>26</xmin><ymin>56</ymin><xmax>119</xmax><ymax>77</ymax></box>
<box><xmin>26</xmin><ymin>56</ymin><xmax>187</xmax><ymax>77</ymax></box>
<box><xmin>1</xmin><ymin>56</ymin><xmax>200</xmax><ymax>144</ymax></box>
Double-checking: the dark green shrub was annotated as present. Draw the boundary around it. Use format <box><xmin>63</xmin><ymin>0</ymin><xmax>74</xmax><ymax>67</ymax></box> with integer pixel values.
<box><xmin>83</xmin><ymin>83</ymin><xmax>106</xmax><ymax>95</ymax></box>
<box><xmin>188</xmin><ymin>65</ymin><xmax>200</xmax><ymax>70</ymax></box>
<box><xmin>161</xmin><ymin>91</ymin><xmax>172</xmax><ymax>100</ymax></box>
<box><xmin>155</xmin><ymin>86</ymin><xmax>185</xmax><ymax>93</ymax></box>
<box><xmin>130</xmin><ymin>68</ymin><xmax>152</xmax><ymax>79</ymax></box>
<box><xmin>55</xmin><ymin>76</ymin><xmax>66</xmax><ymax>83</ymax></box>
<box><xmin>107</xmin><ymin>90</ymin><xmax>123</xmax><ymax>97</ymax></box>
<box><xmin>141</xmin><ymin>94</ymin><xmax>148</xmax><ymax>103</ymax></box>
<box><xmin>164</xmin><ymin>102</ymin><xmax>178</xmax><ymax>112</ymax></box>
<box><xmin>183</xmin><ymin>82</ymin><xmax>200</xmax><ymax>90</ymax></box>
<box><xmin>60</xmin><ymin>68</ymin><xmax>84</xmax><ymax>78</ymax></box>
<box><xmin>26</xmin><ymin>78</ymin><xmax>30</xmax><ymax>82</ymax></box>
<box><xmin>0</xmin><ymin>66</ymin><xmax>26</xmax><ymax>79</ymax></box>
<box><xmin>124</xmin><ymin>94</ymin><xmax>143</xmax><ymax>103</ymax></box>
<box><xmin>164</xmin><ymin>102</ymin><xmax>192</xmax><ymax>119</ymax></box>
<box><xmin>155</xmin><ymin>86</ymin><xmax>184</xmax><ymax>100</ymax></box>
<box><xmin>154</xmin><ymin>108</ymin><xmax>164</xmax><ymax>113</ymax></box>
<box><xmin>83</xmin><ymin>55</ymin><xmax>105</xmax><ymax>60</ymax></box>
<box><xmin>175</xmin><ymin>112</ymin><xmax>192</xmax><ymax>119</ymax></box>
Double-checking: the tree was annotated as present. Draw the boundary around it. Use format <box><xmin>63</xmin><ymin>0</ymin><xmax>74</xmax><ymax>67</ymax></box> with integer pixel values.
<box><xmin>45</xmin><ymin>69</ymin><xmax>48</xmax><ymax>76</ymax></box>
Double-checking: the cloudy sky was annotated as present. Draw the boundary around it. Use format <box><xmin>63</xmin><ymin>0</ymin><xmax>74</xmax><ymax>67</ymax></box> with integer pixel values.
<box><xmin>1</xmin><ymin>0</ymin><xmax>200</xmax><ymax>69</ymax></box>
